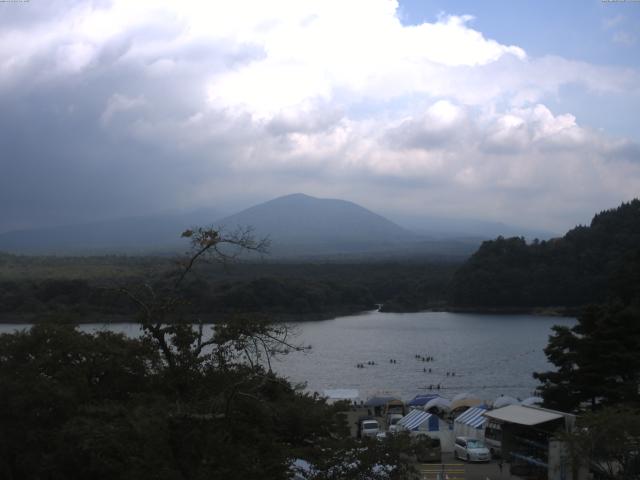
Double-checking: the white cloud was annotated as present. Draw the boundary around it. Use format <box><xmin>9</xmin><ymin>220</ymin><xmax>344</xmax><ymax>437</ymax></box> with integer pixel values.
<box><xmin>603</xmin><ymin>15</ymin><xmax>624</xmax><ymax>30</ymax></box>
<box><xmin>613</xmin><ymin>31</ymin><xmax>636</xmax><ymax>46</ymax></box>
<box><xmin>0</xmin><ymin>0</ymin><xmax>639</xmax><ymax>232</ymax></box>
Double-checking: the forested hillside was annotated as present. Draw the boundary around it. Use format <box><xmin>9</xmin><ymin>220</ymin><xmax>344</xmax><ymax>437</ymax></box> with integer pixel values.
<box><xmin>450</xmin><ymin>199</ymin><xmax>640</xmax><ymax>308</ymax></box>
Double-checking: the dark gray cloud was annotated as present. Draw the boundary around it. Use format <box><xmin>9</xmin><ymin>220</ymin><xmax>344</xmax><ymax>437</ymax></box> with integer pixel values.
<box><xmin>1</xmin><ymin>0</ymin><xmax>639</xmax><ymax>234</ymax></box>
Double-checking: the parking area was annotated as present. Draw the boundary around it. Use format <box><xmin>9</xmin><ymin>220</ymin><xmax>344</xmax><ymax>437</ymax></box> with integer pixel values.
<box><xmin>344</xmin><ymin>408</ymin><xmax>522</xmax><ymax>480</ymax></box>
<box><xmin>417</xmin><ymin>453</ymin><xmax>515</xmax><ymax>480</ymax></box>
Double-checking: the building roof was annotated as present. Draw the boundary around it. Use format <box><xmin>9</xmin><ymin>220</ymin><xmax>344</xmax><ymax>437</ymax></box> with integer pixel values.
<box><xmin>483</xmin><ymin>405</ymin><xmax>563</xmax><ymax>426</ymax></box>
<box><xmin>454</xmin><ymin>407</ymin><xmax>487</xmax><ymax>429</ymax></box>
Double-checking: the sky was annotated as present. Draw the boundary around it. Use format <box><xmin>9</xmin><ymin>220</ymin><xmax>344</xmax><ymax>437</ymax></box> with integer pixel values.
<box><xmin>1</xmin><ymin>0</ymin><xmax>639</xmax><ymax>234</ymax></box>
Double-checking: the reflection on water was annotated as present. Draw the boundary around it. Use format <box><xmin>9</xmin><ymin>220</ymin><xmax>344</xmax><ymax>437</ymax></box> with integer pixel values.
<box><xmin>0</xmin><ymin>311</ymin><xmax>575</xmax><ymax>402</ymax></box>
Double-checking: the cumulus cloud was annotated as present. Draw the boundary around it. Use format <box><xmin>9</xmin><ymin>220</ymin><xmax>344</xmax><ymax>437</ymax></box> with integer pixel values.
<box><xmin>0</xmin><ymin>0</ymin><xmax>639</xmax><ymax>232</ymax></box>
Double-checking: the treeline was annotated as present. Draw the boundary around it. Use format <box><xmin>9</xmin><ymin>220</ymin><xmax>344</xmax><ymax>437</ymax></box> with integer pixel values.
<box><xmin>450</xmin><ymin>199</ymin><xmax>640</xmax><ymax>308</ymax></box>
<box><xmin>0</xmin><ymin>261</ymin><xmax>459</xmax><ymax>321</ymax></box>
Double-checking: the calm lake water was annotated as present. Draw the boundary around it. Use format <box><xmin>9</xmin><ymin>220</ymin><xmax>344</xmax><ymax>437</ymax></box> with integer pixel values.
<box><xmin>0</xmin><ymin>311</ymin><xmax>575</xmax><ymax>402</ymax></box>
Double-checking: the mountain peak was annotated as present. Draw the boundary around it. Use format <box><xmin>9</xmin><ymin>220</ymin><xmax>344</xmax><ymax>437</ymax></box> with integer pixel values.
<box><xmin>216</xmin><ymin>194</ymin><xmax>415</xmax><ymax>255</ymax></box>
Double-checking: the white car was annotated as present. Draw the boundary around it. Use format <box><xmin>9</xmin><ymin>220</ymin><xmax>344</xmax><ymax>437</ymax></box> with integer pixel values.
<box><xmin>358</xmin><ymin>418</ymin><xmax>381</xmax><ymax>438</ymax></box>
<box><xmin>386</xmin><ymin>413</ymin><xmax>403</xmax><ymax>433</ymax></box>
<box><xmin>454</xmin><ymin>436</ymin><xmax>491</xmax><ymax>462</ymax></box>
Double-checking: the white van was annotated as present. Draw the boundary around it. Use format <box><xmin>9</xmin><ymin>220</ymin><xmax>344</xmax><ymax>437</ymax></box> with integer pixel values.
<box><xmin>358</xmin><ymin>417</ymin><xmax>381</xmax><ymax>438</ymax></box>
<box><xmin>454</xmin><ymin>436</ymin><xmax>491</xmax><ymax>462</ymax></box>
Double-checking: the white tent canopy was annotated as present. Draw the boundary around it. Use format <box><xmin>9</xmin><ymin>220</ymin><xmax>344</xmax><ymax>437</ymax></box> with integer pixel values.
<box><xmin>424</xmin><ymin>397</ymin><xmax>451</xmax><ymax>411</ymax></box>
<box><xmin>451</xmin><ymin>396</ymin><xmax>482</xmax><ymax>411</ymax></box>
<box><xmin>455</xmin><ymin>407</ymin><xmax>487</xmax><ymax>429</ymax></box>
<box><xmin>492</xmin><ymin>395</ymin><xmax>519</xmax><ymax>409</ymax></box>
<box><xmin>454</xmin><ymin>407</ymin><xmax>487</xmax><ymax>442</ymax></box>
<box><xmin>452</xmin><ymin>392</ymin><xmax>475</xmax><ymax>402</ymax></box>
<box><xmin>520</xmin><ymin>396</ymin><xmax>543</xmax><ymax>406</ymax></box>
<box><xmin>398</xmin><ymin>409</ymin><xmax>443</xmax><ymax>434</ymax></box>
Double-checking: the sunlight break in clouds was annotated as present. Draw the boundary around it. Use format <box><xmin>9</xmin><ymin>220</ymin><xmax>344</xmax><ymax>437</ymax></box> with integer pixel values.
<box><xmin>0</xmin><ymin>0</ymin><xmax>639</xmax><ymax>232</ymax></box>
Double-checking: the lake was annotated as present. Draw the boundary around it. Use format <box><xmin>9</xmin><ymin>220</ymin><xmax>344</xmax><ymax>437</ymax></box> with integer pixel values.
<box><xmin>0</xmin><ymin>310</ymin><xmax>575</xmax><ymax>402</ymax></box>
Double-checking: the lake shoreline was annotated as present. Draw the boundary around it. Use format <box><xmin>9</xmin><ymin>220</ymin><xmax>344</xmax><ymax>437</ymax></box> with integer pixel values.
<box><xmin>0</xmin><ymin>304</ymin><xmax>581</xmax><ymax>325</ymax></box>
<box><xmin>379</xmin><ymin>304</ymin><xmax>581</xmax><ymax>317</ymax></box>
<box><xmin>0</xmin><ymin>307</ymin><xmax>371</xmax><ymax>325</ymax></box>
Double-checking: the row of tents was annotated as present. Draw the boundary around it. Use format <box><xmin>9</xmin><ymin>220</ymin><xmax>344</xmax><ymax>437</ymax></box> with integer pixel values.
<box><xmin>323</xmin><ymin>390</ymin><xmax>542</xmax><ymax>412</ymax></box>
<box><xmin>323</xmin><ymin>389</ymin><xmax>544</xmax><ymax>453</ymax></box>
<box><xmin>403</xmin><ymin>392</ymin><xmax>543</xmax><ymax>411</ymax></box>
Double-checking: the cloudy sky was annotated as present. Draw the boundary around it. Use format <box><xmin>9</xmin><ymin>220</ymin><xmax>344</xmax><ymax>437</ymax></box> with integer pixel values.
<box><xmin>2</xmin><ymin>0</ymin><xmax>639</xmax><ymax>234</ymax></box>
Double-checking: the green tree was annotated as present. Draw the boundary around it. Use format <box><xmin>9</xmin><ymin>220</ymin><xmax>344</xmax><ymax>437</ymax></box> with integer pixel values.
<box><xmin>0</xmin><ymin>226</ymin><xmax>415</xmax><ymax>479</ymax></box>
<box><xmin>534</xmin><ymin>248</ymin><xmax>640</xmax><ymax>412</ymax></box>
<box><xmin>562</xmin><ymin>407</ymin><xmax>640</xmax><ymax>480</ymax></box>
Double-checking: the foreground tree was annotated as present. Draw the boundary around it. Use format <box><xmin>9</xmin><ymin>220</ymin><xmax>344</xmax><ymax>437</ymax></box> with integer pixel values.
<box><xmin>534</xmin><ymin>249</ymin><xmax>640</xmax><ymax>412</ymax></box>
<box><xmin>0</xmin><ymin>227</ymin><xmax>415</xmax><ymax>479</ymax></box>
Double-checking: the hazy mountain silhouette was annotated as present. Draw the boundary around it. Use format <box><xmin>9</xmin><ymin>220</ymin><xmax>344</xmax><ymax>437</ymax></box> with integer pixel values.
<box><xmin>215</xmin><ymin>193</ymin><xmax>417</xmax><ymax>255</ymax></box>
<box><xmin>394</xmin><ymin>214</ymin><xmax>556</xmax><ymax>241</ymax></box>
<box><xmin>0</xmin><ymin>193</ymin><xmax>536</xmax><ymax>258</ymax></box>
<box><xmin>0</xmin><ymin>209</ymin><xmax>221</xmax><ymax>255</ymax></box>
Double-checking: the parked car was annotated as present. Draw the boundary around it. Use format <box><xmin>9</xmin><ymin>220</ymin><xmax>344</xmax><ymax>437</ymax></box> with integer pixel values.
<box><xmin>357</xmin><ymin>416</ymin><xmax>381</xmax><ymax>438</ymax></box>
<box><xmin>454</xmin><ymin>436</ymin><xmax>491</xmax><ymax>462</ymax></box>
<box><xmin>386</xmin><ymin>413</ymin><xmax>403</xmax><ymax>433</ymax></box>
<box><xmin>413</xmin><ymin>435</ymin><xmax>442</xmax><ymax>463</ymax></box>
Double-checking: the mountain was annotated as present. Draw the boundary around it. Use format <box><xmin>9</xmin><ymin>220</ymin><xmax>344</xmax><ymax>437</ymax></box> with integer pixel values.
<box><xmin>0</xmin><ymin>193</ymin><xmax>514</xmax><ymax>258</ymax></box>
<box><xmin>215</xmin><ymin>193</ymin><xmax>418</xmax><ymax>256</ymax></box>
<box><xmin>450</xmin><ymin>199</ymin><xmax>640</xmax><ymax>308</ymax></box>
<box><xmin>393</xmin><ymin>214</ymin><xmax>556</xmax><ymax>241</ymax></box>
<box><xmin>0</xmin><ymin>209</ymin><xmax>221</xmax><ymax>255</ymax></box>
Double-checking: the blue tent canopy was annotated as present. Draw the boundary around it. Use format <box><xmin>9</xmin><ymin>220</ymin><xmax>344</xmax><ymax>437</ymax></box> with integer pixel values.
<box><xmin>398</xmin><ymin>410</ymin><xmax>440</xmax><ymax>432</ymax></box>
<box><xmin>454</xmin><ymin>407</ymin><xmax>487</xmax><ymax>429</ymax></box>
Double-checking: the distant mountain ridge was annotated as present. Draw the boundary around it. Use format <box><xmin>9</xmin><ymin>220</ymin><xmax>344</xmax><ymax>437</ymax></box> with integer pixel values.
<box><xmin>0</xmin><ymin>193</ymin><xmax>547</xmax><ymax>258</ymax></box>
<box><xmin>394</xmin><ymin>214</ymin><xmax>556</xmax><ymax>241</ymax></box>
<box><xmin>0</xmin><ymin>210</ymin><xmax>221</xmax><ymax>255</ymax></box>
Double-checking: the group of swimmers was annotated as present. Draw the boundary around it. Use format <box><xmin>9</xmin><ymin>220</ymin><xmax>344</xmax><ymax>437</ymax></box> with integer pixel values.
<box><xmin>355</xmin><ymin>356</ymin><xmax>456</xmax><ymax>378</ymax></box>
<box><xmin>415</xmin><ymin>354</ymin><xmax>435</xmax><ymax>362</ymax></box>
<box><xmin>356</xmin><ymin>361</ymin><xmax>377</xmax><ymax>368</ymax></box>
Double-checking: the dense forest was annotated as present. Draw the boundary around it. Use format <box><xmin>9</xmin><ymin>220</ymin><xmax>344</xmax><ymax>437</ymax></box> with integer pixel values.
<box><xmin>0</xmin><ymin>254</ymin><xmax>458</xmax><ymax>322</ymax></box>
<box><xmin>2</xmin><ymin>199</ymin><xmax>639</xmax><ymax>321</ymax></box>
<box><xmin>450</xmin><ymin>199</ymin><xmax>640</xmax><ymax>309</ymax></box>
